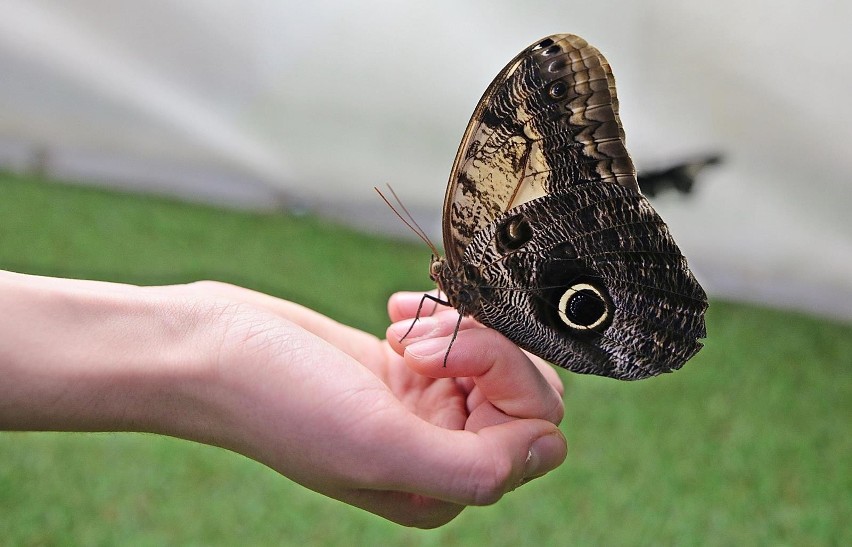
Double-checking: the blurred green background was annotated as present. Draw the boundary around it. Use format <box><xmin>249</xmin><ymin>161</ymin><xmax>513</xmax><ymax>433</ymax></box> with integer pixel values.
<box><xmin>0</xmin><ymin>172</ymin><xmax>849</xmax><ymax>545</ymax></box>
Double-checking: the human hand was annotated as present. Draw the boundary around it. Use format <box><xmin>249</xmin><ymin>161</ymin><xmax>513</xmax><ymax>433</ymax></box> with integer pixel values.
<box><xmin>0</xmin><ymin>273</ymin><xmax>566</xmax><ymax>528</ymax></box>
<box><xmin>177</xmin><ymin>283</ymin><xmax>566</xmax><ymax>528</ymax></box>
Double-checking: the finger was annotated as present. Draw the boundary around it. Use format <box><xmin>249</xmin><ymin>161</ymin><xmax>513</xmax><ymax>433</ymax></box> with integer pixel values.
<box><xmin>387</xmin><ymin>291</ymin><xmax>455</xmax><ymax>322</ymax></box>
<box><xmin>465</xmin><ymin>398</ymin><xmax>515</xmax><ymax>432</ymax></box>
<box><xmin>368</xmin><ymin>417</ymin><xmax>566</xmax><ymax>507</ymax></box>
<box><xmin>386</xmin><ymin>309</ymin><xmax>481</xmax><ymax>358</ymax></box>
<box><xmin>388</xmin><ymin>293</ymin><xmax>564</xmax><ymax>398</ymax></box>
<box><xmin>524</xmin><ymin>352</ymin><xmax>565</xmax><ymax>398</ymax></box>
<box><xmin>469</xmin><ymin>351</ymin><xmax>563</xmax><ymax>401</ymax></box>
<box><xmin>398</xmin><ymin>323</ymin><xmax>564</xmax><ymax>425</ymax></box>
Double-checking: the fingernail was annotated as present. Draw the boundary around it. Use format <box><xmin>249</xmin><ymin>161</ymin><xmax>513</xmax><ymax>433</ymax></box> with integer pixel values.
<box><xmin>406</xmin><ymin>336</ymin><xmax>450</xmax><ymax>358</ymax></box>
<box><xmin>525</xmin><ymin>431</ymin><xmax>567</xmax><ymax>479</ymax></box>
<box><xmin>390</xmin><ymin>316</ymin><xmax>438</xmax><ymax>342</ymax></box>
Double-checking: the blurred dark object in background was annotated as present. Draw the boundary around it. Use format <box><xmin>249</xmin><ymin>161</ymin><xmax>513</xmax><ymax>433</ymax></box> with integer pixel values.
<box><xmin>638</xmin><ymin>154</ymin><xmax>722</xmax><ymax>197</ymax></box>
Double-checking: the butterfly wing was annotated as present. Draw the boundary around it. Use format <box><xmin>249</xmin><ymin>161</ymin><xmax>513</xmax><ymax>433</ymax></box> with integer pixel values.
<box><xmin>463</xmin><ymin>182</ymin><xmax>708</xmax><ymax>380</ymax></box>
<box><xmin>442</xmin><ymin>34</ymin><xmax>636</xmax><ymax>265</ymax></box>
<box><xmin>437</xmin><ymin>33</ymin><xmax>708</xmax><ymax>379</ymax></box>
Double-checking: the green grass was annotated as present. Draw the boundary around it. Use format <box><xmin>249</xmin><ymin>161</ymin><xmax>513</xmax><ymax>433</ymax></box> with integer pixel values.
<box><xmin>0</xmin><ymin>172</ymin><xmax>849</xmax><ymax>545</ymax></box>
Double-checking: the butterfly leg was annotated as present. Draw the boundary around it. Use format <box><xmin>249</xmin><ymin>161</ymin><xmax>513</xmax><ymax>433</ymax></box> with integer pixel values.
<box><xmin>429</xmin><ymin>289</ymin><xmax>443</xmax><ymax>316</ymax></box>
<box><xmin>441</xmin><ymin>311</ymin><xmax>465</xmax><ymax>368</ymax></box>
<box><xmin>399</xmin><ymin>292</ymin><xmax>451</xmax><ymax>343</ymax></box>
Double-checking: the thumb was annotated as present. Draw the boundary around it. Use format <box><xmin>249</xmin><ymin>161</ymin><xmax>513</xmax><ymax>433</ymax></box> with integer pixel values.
<box><xmin>376</xmin><ymin>416</ymin><xmax>566</xmax><ymax>506</ymax></box>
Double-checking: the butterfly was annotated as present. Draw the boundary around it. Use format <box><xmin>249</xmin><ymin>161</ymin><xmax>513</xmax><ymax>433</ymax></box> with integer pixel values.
<box><xmin>388</xmin><ymin>34</ymin><xmax>707</xmax><ymax>380</ymax></box>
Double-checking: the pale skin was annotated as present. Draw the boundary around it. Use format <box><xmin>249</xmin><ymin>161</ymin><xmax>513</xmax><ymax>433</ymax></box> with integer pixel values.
<box><xmin>0</xmin><ymin>270</ymin><xmax>566</xmax><ymax>528</ymax></box>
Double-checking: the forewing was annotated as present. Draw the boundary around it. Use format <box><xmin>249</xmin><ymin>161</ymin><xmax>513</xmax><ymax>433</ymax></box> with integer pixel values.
<box><xmin>442</xmin><ymin>34</ymin><xmax>637</xmax><ymax>264</ymax></box>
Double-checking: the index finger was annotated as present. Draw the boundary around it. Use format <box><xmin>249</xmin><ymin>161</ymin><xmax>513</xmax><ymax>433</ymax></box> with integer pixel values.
<box><xmin>389</xmin><ymin>315</ymin><xmax>564</xmax><ymax>426</ymax></box>
<box><xmin>387</xmin><ymin>290</ymin><xmax>455</xmax><ymax>322</ymax></box>
<box><xmin>387</xmin><ymin>291</ymin><xmax>563</xmax><ymax>396</ymax></box>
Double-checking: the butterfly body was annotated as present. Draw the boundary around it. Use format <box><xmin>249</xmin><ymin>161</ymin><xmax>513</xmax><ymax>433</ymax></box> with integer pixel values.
<box><xmin>433</xmin><ymin>34</ymin><xmax>707</xmax><ymax>380</ymax></box>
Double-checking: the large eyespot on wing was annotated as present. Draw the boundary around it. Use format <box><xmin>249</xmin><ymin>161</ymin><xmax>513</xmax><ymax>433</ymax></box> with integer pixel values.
<box><xmin>442</xmin><ymin>33</ymin><xmax>637</xmax><ymax>266</ymax></box>
<box><xmin>461</xmin><ymin>182</ymin><xmax>707</xmax><ymax>380</ymax></box>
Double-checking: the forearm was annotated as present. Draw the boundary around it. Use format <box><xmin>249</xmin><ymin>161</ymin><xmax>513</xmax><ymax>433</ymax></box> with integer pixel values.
<box><xmin>0</xmin><ymin>271</ymin><xmax>216</xmax><ymax>435</ymax></box>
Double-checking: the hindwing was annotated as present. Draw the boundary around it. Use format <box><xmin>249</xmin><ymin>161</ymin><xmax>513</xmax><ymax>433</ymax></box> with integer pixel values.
<box><xmin>461</xmin><ymin>182</ymin><xmax>707</xmax><ymax>379</ymax></box>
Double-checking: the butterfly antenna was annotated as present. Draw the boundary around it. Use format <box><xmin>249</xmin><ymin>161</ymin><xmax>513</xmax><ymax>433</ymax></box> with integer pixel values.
<box><xmin>386</xmin><ymin>185</ymin><xmax>437</xmax><ymax>248</ymax></box>
<box><xmin>374</xmin><ymin>185</ymin><xmax>440</xmax><ymax>256</ymax></box>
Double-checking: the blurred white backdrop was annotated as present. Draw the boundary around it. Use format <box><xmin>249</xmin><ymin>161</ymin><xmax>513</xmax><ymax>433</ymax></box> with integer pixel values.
<box><xmin>1</xmin><ymin>0</ymin><xmax>850</xmax><ymax>319</ymax></box>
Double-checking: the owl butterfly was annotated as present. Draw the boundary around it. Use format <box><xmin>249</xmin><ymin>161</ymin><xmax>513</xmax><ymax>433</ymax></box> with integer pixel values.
<box><xmin>393</xmin><ymin>34</ymin><xmax>707</xmax><ymax>380</ymax></box>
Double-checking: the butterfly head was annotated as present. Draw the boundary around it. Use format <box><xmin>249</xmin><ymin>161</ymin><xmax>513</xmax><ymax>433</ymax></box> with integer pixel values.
<box><xmin>428</xmin><ymin>255</ymin><xmax>444</xmax><ymax>282</ymax></box>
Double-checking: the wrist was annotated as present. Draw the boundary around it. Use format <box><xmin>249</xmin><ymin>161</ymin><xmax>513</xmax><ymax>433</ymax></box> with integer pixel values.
<box><xmin>0</xmin><ymin>272</ymin><xmax>222</xmax><ymax>436</ymax></box>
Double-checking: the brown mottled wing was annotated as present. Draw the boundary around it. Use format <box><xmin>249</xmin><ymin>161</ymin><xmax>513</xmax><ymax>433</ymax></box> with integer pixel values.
<box><xmin>442</xmin><ymin>34</ymin><xmax>636</xmax><ymax>265</ymax></box>
<box><xmin>462</xmin><ymin>182</ymin><xmax>708</xmax><ymax>380</ymax></box>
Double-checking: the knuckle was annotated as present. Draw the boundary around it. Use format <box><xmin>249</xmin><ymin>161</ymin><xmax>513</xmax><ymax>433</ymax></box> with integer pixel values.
<box><xmin>468</xmin><ymin>454</ymin><xmax>515</xmax><ymax>506</ymax></box>
<box><xmin>545</xmin><ymin>395</ymin><xmax>565</xmax><ymax>425</ymax></box>
<box><xmin>187</xmin><ymin>279</ymin><xmax>234</xmax><ymax>295</ymax></box>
